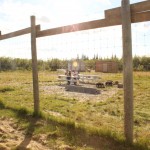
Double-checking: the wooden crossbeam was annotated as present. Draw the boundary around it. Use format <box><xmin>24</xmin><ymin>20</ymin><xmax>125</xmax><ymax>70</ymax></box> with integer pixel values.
<box><xmin>105</xmin><ymin>10</ymin><xmax>150</xmax><ymax>25</ymax></box>
<box><xmin>36</xmin><ymin>19</ymin><xmax>108</xmax><ymax>37</ymax></box>
<box><xmin>131</xmin><ymin>0</ymin><xmax>150</xmax><ymax>13</ymax></box>
<box><xmin>105</xmin><ymin>7</ymin><xmax>121</xmax><ymax>19</ymax></box>
<box><xmin>132</xmin><ymin>11</ymin><xmax>150</xmax><ymax>23</ymax></box>
<box><xmin>105</xmin><ymin>1</ymin><xmax>150</xmax><ymax>18</ymax></box>
<box><xmin>0</xmin><ymin>25</ymin><xmax>40</xmax><ymax>40</ymax></box>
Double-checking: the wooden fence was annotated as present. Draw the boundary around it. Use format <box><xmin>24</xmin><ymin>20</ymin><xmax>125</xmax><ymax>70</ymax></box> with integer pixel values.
<box><xmin>0</xmin><ymin>0</ymin><xmax>150</xmax><ymax>144</ymax></box>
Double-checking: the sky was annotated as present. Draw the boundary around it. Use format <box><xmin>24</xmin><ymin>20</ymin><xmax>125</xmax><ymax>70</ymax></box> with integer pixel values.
<box><xmin>0</xmin><ymin>0</ymin><xmax>150</xmax><ymax>60</ymax></box>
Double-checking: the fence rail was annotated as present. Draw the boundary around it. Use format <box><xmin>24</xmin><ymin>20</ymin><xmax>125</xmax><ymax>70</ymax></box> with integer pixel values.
<box><xmin>0</xmin><ymin>25</ymin><xmax>40</xmax><ymax>40</ymax></box>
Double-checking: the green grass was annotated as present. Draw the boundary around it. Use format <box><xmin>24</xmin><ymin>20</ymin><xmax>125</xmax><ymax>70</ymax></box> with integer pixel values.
<box><xmin>0</xmin><ymin>86</ymin><xmax>15</xmax><ymax>93</ymax></box>
<box><xmin>0</xmin><ymin>71</ymin><xmax>149</xmax><ymax>149</ymax></box>
<box><xmin>0</xmin><ymin>101</ymin><xmax>148</xmax><ymax>150</ymax></box>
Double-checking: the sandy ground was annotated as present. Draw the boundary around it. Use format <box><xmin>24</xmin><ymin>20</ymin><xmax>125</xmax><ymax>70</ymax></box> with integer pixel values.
<box><xmin>0</xmin><ymin>117</ymin><xmax>75</xmax><ymax>150</ymax></box>
<box><xmin>0</xmin><ymin>117</ymin><xmax>51</xmax><ymax>150</ymax></box>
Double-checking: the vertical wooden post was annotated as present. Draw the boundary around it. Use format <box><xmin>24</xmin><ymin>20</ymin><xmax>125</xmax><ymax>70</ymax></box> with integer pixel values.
<box><xmin>0</xmin><ymin>31</ymin><xmax>1</xmax><ymax>71</ymax></box>
<box><xmin>121</xmin><ymin>0</ymin><xmax>133</xmax><ymax>144</ymax></box>
<box><xmin>31</xmin><ymin>16</ymin><xmax>40</xmax><ymax>115</ymax></box>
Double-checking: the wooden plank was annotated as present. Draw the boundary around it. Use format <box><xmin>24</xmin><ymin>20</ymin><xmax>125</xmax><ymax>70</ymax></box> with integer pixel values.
<box><xmin>105</xmin><ymin>7</ymin><xmax>121</xmax><ymax>19</ymax></box>
<box><xmin>132</xmin><ymin>11</ymin><xmax>150</xmax><ymax>23</ymax></box>
<box><xmin>37</xmin><ymin>19</ymin><xmax>107</xmax><ymax>37</ymax></box>
<box><xmin>37</xmin><ymin>18</ymin><xmax>124</xmax><ymax>38</ymax></box>
<box><xmin>105</xmin><ymin>1</ymin><xmax>150</xmax><ymax>18</ymax></box>
<box><xmin>105</xmin><ymin>17</ymin><xmax>121</xmax><ymax>26</ymax></box>
<box><xmin>0</xmin><ymin>25</ymin><xmax>40</xmax><ymax>40</ymax></box>
<box><xmin>131</xmin><ymin>0</ymin><xmax>150</xmax><ymax>13</ymax></box>
<box><xmin>105</xmin><ymin>11</ymin><xmax>150</xmax><ymax>24</ymax></box>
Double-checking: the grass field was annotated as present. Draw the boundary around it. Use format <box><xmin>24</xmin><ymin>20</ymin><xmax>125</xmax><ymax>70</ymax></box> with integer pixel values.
<box><xmin>0</xmin><ymin>71</ymin><xmax>149</xmax><ymax>149</ymax></box>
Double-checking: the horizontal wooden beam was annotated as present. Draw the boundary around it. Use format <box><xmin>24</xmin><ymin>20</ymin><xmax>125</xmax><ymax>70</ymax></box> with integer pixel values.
<box><xmin>105</xmin><ymin>7</ymin><xmax>121</xmax><ymax>19</ymax></box>
<box><xmin>131</xmin><ymin>0</ymin><xmax>150</xmax><ymax>13</ymax></box>
<box><xmin>36</xmin><ymin>17</ymin><xmax>126</xmax><ymax>38</ymax></box>
<box><xmin>0</xmin><ymin>25</ymin><xmax>40</xmax><ymax>40</ymax></box>
<box><xmin>105</xmin><ymin>16</ymin><xmax>121</xmax><ymax>26</ymax></box>
<box><xmin>36</xmin><ymin>19</ymin><xmax>109</xmax><ymax>37</ymax></box>
<box><xmin>105</xmin><ymin>1</ymin><xmax>150</xmax><ymax>19</ymax></box>
<box><xmin>131</xmin><ymin>11</ymin><xmax>150</xmax><ymax>23</ymax></box>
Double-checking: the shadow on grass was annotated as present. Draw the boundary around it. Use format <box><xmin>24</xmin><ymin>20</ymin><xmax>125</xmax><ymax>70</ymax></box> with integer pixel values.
<box><xmin>0</xmin><ymin>100</ymin><xmax>38</xmax><ymax>149</ymax></box>
<box><xmin>0</xmin><ymin>100</ymin><xmax>148</xmax><ymax>150</ymax></box>
<box><xmin>16</xmin><ymin>117</ymin><xmax>38</xmax><ymax>150</ymax></box>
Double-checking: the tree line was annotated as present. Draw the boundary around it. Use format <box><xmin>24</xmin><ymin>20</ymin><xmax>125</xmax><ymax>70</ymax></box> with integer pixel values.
<box><xmin>0</xmin><ymin>55</ymin><xmax>150</xmax><ymax>71</ymax></box>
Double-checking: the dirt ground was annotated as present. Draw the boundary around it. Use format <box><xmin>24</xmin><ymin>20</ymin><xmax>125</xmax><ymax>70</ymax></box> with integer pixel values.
<box><xmin>0</xmin><ymin>117</ymin><xmax>51</xmax><ymax>150</ymax></box>
<box><xmin>0</xmin><ymin>117</ymin><xmax>75</xmax><ymax>150</ymax></box>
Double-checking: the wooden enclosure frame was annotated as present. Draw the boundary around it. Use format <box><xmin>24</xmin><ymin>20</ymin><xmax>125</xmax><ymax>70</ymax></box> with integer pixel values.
<box><xmin>0</xmin><ymin>0</ymin><xmax>150</xmax><ymax>144</ymax></box>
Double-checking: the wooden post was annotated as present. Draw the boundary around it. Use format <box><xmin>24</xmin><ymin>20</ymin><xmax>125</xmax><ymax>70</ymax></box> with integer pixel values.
<box><xmin>31</xmin><ymin>16</ymin><xmax>40</xmax><ymax>115</ymax></box>
<box><xmin>121</xmin><ymin>0</ymin><xmax>133</xmax><ymax>144</ymax></box>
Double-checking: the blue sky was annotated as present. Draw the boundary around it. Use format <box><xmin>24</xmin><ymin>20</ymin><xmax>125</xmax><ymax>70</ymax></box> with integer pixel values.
<box><xmin>0</xmin><ymin>0</ymin><xmax>149</xmax><ymax>60</ymax></box>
